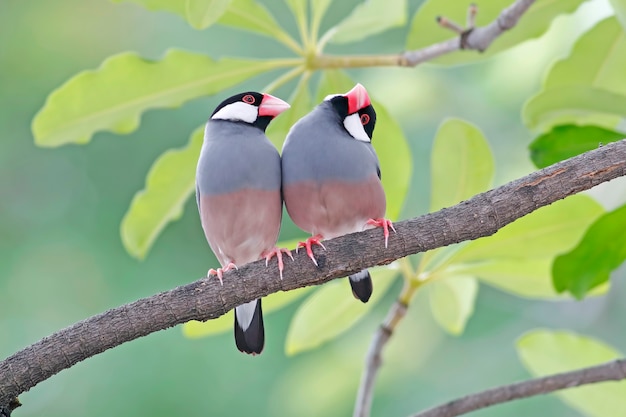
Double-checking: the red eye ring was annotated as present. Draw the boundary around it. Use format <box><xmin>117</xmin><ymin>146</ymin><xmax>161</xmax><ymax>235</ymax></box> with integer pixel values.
<box><xmin>242</xmin><ymin>94</ymin><xmax>255</xmax><ymax>104</ymax></box>
<box><xmin>360</xmin><ymin>114</ymin><xmax>370</xmax><ymax>125</ymax></box>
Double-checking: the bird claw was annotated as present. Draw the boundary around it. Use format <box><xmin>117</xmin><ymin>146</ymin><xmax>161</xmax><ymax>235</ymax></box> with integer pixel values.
<box><xmin>263</xmin><ymin>247</ymin><xmax>294</xmax><ymax>280</ymax></box>
<box><xmin>366</xmin><ymin>218</ymin><xmax>396</xmax><ymax>248</ymax></box>
<box><xmin>207</xmin><ymin>262</ymin><xmax>238</xmax><ymax>285</ymax></box>
<box><xmin>296</xmin><ymin>234</ymin><xmax>325</xmax><ymax>267</ymax></box>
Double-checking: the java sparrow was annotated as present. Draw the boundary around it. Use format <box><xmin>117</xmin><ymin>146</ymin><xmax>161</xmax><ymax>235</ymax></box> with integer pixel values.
<box><xmin>196</xmin><ymin>91</ymin><xmax>291</xmax><ymax>354</ymax></box>
<box><xmin>281</xmin><ymin>83</ymin><xmax>394</xmax><ymax>303</ymax></box>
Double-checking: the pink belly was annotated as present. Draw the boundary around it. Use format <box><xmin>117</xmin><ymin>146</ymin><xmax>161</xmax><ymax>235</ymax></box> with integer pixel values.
<box><xmin>200</xmin><ymin>189</ymin><xmax>282</xmax><ymax>266</ymax></box>
<box><xmin>283</xmin><ymin>175</ymin><xmax>386</xmax><ymax>238</ymax></box>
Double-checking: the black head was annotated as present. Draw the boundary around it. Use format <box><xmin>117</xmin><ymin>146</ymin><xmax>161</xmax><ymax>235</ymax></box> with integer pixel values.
<box><xmin>210</xmin><ymin>92</ymin><xmax>290</xmax><ymax>132</ymax></box>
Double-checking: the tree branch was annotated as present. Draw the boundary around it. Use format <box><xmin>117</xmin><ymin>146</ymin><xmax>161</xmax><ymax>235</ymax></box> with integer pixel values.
<box><xmin>314</xmin><ymin>0</ymin><xmax>536</xmax><ymax>69</ymax></box>
<box><xmin>1</xmin><ymin>139</ymin><xmax>626</xmax><ymax>408</ymax></box>
<box><xmin>411</xmin><ymin>359</ymin><xmax>626</xmax><ymax>417</ymax></box>
<box><xmin>354</xmin><ymin>300</ymin><xmax>408</xmax><ymax>417</ymax></box>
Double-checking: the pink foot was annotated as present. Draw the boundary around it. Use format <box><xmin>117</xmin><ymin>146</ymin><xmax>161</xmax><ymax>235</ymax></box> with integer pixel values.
<box><xmin>296</xmin><ymin>234</ymin><xmax>326</xmax><ymax>267</ymax></box>
<box><xmin>366</xmin><ymin>218</ymin><xmax>396</xmax><ymax>248</ymax></box>
<box><xmin>207</xmin><ymin>262</ymin><xmax>238</xmax><ymax>285</ymax></box>
<box><xmin>262</xmin><ymin>247</ymin><xmax>294</xmax><ymax>280</ymax></box>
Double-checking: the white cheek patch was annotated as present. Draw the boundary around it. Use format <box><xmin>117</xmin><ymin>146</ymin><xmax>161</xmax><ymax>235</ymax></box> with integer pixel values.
<box><xmin>211</xmin><ymin>101</ymin><xmax>258</xmax><ymax>123</ymax></box>
<box><xmin>343</xmin><ymin>113</ymin><xmax>370</xmax><ymax>142</ymax></box>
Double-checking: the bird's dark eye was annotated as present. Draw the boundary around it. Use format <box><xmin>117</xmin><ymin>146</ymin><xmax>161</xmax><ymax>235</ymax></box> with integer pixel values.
<box><xmin>360</xmin><ymin>114</ymin><xmax>370</xmax><ymax>125</ymax></box>
<box><xmin>242</xmin><ymin>94</ymin><xmax>255</xmax><ymax>104</ymax></box>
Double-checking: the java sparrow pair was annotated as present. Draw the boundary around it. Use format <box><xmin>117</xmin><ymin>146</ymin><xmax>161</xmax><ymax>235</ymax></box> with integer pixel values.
<box><xmin>196</xmin><ymin>84</ymin><xmax>392</xmax><ymax>354</ymax></box>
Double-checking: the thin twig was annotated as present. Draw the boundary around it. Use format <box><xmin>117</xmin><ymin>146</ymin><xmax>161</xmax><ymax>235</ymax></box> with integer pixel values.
<box><xmin>313</xmin><ymin>0</ymin><xmax>536</xmax><ymax>68</ymax></box>
<box><xmin>1</xmin><ymin>138</ymin><xmax>625</xmax><ymax>408</ymax></box>
<box><xmin>411</xmin><ymin>359</ymin><xmax>626</xmax><ymax>417</ymax></box>
<box><xmin>353</xmin><ymin>301</ymin><xmax>408</xmax><ymax>417</ymax></box>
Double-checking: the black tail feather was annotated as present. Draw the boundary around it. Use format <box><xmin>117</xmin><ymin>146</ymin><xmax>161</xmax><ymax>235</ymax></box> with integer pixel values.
<box><xmin>349</xmin><ymin>270</ymin><xmax>373</xmax><ymax>303</ymax></box>
<box><xmin>234</xmin><ymin>299</ymin><xmax>265</xmax><ymax>355</ymax></box>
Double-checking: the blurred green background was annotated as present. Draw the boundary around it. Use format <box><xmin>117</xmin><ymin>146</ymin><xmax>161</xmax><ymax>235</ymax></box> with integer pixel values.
<box><xmin>1</xmin><ymin>0</ymin><xmax>625</xmax><ymax>416</ymax></box>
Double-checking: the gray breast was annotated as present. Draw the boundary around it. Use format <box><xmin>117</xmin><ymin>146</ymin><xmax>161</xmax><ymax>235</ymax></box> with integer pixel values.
<box><xmin>282</xmin><ymin>103</ymin><xmax>380</xmax><ymax>185</ymax></box>
<box><xmin>197</xmin><ymin>121</ymin><xmax>281</xmax><ymax>195</ymax></box>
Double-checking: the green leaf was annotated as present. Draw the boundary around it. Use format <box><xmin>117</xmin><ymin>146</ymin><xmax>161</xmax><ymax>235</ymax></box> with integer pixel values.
<box><xmin>553</xmin><ymin>203</ymin><xmax>626</xmax><ymax>299</ymax></box>
<box><xmin>517</xmin><ymin>329</ymin><xmax>626</xmax><ymax>417</ymax></box>
<box><xmin>545</xmin><ymin>18</ymin><xmax>626</xmax><ymax>95</ymax></box>
<box><xmin>452</xmin><ymin>195</ymin><xmax>604</xmax><ymax>262</ymax></box>
<box><xmin>524</xmin><ymin>18</ymin><xmax>626</xmax><ymax>133</ymax></box>
<box><xmin>420</xmin><ymin>118</ymin><xmax>493</xmax><ymax>274</ymax></box>
<box><xmin>406</xmin><ymin>0</ymin><xmax>586</xmax><ymax>65</ymax></box>
<box><xmin>609</xmin><ymin>0</ymin><xmax>626</xmax><ymax>30</ymax></box>
<box><xmin>186</xmin><ymin>0</ymin><xmax>232</xmax><ymax>30</ymax></box>
<box><xmin>266</xmin><ymin>75</ymin><xmax>312</xmax><ymax>150</ymax></box>
<box><xmin>436</xmin><ymin>195</ymin><xmax>604</xmax><ymax>299</ymax></box>
<box><xmin>449</xmin><ymin>258</ymin><xmax>608</xmax><ymax>299</ymax></box>
<box><xmin>326</xmin><ymin>0</ymin><xmax>406</xmax><ymax>44</ymax></box>
<box><xmin>218</xmin><ymin>0</ymin><xmax>300</xmax><ymax>50</ymax></box>
<box><xmin>316</xmin><ymin>70</ymin><xmax>412</xmax><ymax>221</ymax></box>
<box><xmin>430</xmin><ymin>118</ymin><xmax>494</xmax><ymax>212</ymax></box>
<box><xmin>523</xmin><ymin>85</ymin><xmax>626</xmax><ymax>134</ymax></box>
<box><xmin>428</xmin><ymin>276</ymin><xmax>478</xmax><ymax>335</ymax></box>
<box><xmin>33</xmin><ymin>50</ymin><xmax>288</xmax><ymax>147</ymax></box>
<box><xmin>529</xmin><ymin>125</ymin><xmax>624</xmax><ymax>168</ymax></box>
<box><xmin>110</xmin><ymin>0</ymin><xmax>187</xmax><ymax>19</ymax></box>
<box><xmin>120</xmin><ymin>127</ymin><xmax>203</xmax><ymax>259</ymax></box>
<box><xmin>111</xmin><ymin>0</ymin><xmax>232</xmax><ymax>30</ymax></box>
<box><xmin>285</xmin><ymin>267</ymin><xmax>398</xmax><ymax>355</ymax></box>
<box><xmin>183</xmin><ymin>286</ymin><xmax>313</xmax><ymax>338</ymax></box>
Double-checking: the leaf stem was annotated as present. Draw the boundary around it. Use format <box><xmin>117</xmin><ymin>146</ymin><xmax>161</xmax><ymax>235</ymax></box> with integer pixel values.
<box><xmin>263</xmin><ymin>65</ymin><xmax>306</xmax><ymax>94</ymax></box>
<box><xmin>275</xmin><ymin>31</ymin><xmax>306</xmax><ymax>55</ymax></box>
<box><xmin>312</xmin><ymin>53</ymin><xmax>404</xmax><ymax>69</ymax></box>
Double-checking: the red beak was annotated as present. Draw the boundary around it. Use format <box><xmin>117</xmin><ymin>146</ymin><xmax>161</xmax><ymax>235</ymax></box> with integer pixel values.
<box><xmin>345</xmin><ymin>83</ymin><xmax>371</xmax><ymax>115</ymax></box>
<box><xmin>258</xmin><ymin>94</ymin><xmax>290</xmax><ymax>117</ymax></box>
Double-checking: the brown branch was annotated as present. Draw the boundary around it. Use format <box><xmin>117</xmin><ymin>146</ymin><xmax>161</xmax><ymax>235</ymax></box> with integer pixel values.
<box><xmin>1</xmin><ymin>139</ymin><xmax>626</xmax><ymax>409</ymax></box>
<box><xmin>412</xmin><ymin>359</ymin><xmax>626</xmax><ymax>417</ymax></box>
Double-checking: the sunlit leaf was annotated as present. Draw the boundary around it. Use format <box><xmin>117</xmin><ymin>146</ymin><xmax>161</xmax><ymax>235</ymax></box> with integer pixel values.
<box><xmin>609</xmin><ymin>0</ymin><xmax>626</xmax><ymax>30</ymax></box>
<box><xmin>267</xmin><ymin>75</ymin><xmax>312</xmax><ymax>149</ymax></box>
<box><xmin>316</xmin><ymin>70</ymin><xmax>412</xmax><ymax>221</ymax></box>
<box><xmin>33</xmin><ymin>50</ymin><xmax>288</xmax><ymax>147</ymax></box>
<box><xmin>448</xmin><ymin>258</ymin><xmax>608</xmax><ymax>299</ymax></box>
<box><xmin>524</xmin><ymin>18</ymin><xmax>626</xmax><ymax>133</ymax></box>
<box><xmin>218</xmin><ymin>0</ymin><xmax>299</xmax><ymax>49</ymax></box>
<box><xmin>553</xmin><ymin>203</ymin><xmax>626</xmax><ymax>299</ymax></box>
<box><xmin>421</xmin><ymin>118</ymin><xmax>493</xmax><ymax>273</ymax></box>
<box><xmin>517</xmin><ymin>329</ymin><xmax>626</xmax><ymax>417</ymax></box>
<box><xmin>430</xmin><ymin>118</ymin><xmax>494</xmax><ymax>212</ymax></box>
<box><xmin>524</xmin><ymin>85</ymin><xmax>626</xmax><ymax>135</ymax></box>
<box><xmin>326</xmin><ymin>0</ymin><xmax>406</xmax><ymax>44</ymax></box>
<box><xmin>451</xmin><ymin>195</ymin><xmax>604</xmax><ymax>262</ymax></box>
<box><xmin>406</xmin><ymin>0</ymin><xmax>586</xmax><ymax>65</ymax></box>
<box><xmin>183</xmin><ymin>286</ymin><xmax>313</xmax><ymax>338</ymax></box>
<box><xmin>285</xmin><ymin>267</ymin><xmax>398</xmax><ymax>355</ymax></box>
<box><xmin>434</xmin><ymin>195</ymin><xmax>604</xmax><ymax>299</ymax></box>
<box><xmin>110</xmin><ymin>0</ymin><xmax>186</xmax><ymax>20</ymax></box>
<box><xmin>121</xmin><ymin>127</ymin><xmax>203</xmax><ymax>259</ymax></box>
<box><xmin>545</xmin><ymin>17</ymin><xmax>626</xmax><ymax>95</ymax></box>
<box><xmin>186</xmin><ymin>0</ymin><xmax>232</xmax><ymax>29</ymax></box>
<box><xmin>428</xmin><ymin>276</ymin><xmax>478</xmax><ymax>335</ymax></box>
<box><xmin>529</xmin><ymin>125</ymin><xmax>624</xmax><ymax>168</ymax></box>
